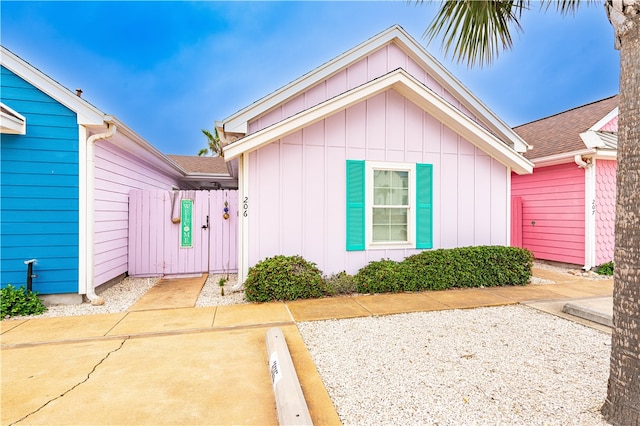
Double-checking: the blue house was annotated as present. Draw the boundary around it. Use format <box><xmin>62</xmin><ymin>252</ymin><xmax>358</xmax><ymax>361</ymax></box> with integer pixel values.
<box><xmin>1</xmin><ymin>46</ymin><xmax>232</xmax><ymax>304</ymax></box>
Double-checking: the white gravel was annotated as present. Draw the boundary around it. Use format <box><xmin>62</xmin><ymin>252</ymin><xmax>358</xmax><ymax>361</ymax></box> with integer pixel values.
<box><xmin>195</xmin><ymin>273</ymin><xmax>248</xmax><ymax>307</ymax></box>
<box><xmin>13</xmin><ymin>274</ymin><xmax>246</xmax><ymax>319</ymax></box>
<box><xmin>297</xmin><ymin>305</ymin><xmax>611</xmax><ymax>425</ymax></box>
<box><xmin>7</xmin><ymin>266</ymin><xmax>613</xmax><ymax>424</ymax></box>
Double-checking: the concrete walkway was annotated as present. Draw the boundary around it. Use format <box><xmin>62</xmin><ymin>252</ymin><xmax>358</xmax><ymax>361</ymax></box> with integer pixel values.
<box><xmin>0</xmin><ymin>268</ymin><xmax>613</xmax><ymax>425</ymax></box>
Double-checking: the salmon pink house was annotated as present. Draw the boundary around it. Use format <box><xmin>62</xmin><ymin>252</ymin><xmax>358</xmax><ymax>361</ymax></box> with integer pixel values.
<box><xmin>511</xmin><ymin>96</ymin><xmax>619</xmax><ymax>269</ymax></box>
<box><xmin>218</xmin><ymin>26</ymin><xmax>534</xmax><ymax>283</ymax></box>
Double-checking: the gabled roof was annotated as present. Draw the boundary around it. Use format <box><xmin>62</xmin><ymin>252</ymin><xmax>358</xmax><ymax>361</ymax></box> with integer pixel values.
<box><xmin>1</xmin><ymin>45</ymin><xmax>235</xmax><ymax>189</ymax></box>
<box><xmin>224</xmin><ymin>68</ymin><xmax>533</xmax><ymax>175</ymax></box>
<box><xmin>513</xmin><ymin>95</ymin><xmax>619</xmax><ymax>161</ymax></box>
<box><xmin>1</xmin><ymin>46</ymin><xmax>105</xmax><ymax>126</ymax></box>
<box><xmin>220</xmin><ymin>25</ymin><xmax>529</xmax><ymax>154</ymax></box>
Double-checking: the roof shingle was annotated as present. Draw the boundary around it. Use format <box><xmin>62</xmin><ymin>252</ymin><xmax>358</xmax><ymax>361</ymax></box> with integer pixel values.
<box><xmin>514</xmin><ymin>95</ymin><xmax>618</xmax><ymax>160</ymax></box>
<box><xmin>167</xmin><ymin>154</ymin><xmax>229</xmax><ymax>175</ymax></box>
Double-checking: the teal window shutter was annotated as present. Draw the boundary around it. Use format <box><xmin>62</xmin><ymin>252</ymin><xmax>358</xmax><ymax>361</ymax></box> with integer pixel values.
<box><xmin>346</xmin><ymin>160</ymin><xmax>365</xmax><ymax>251</ymax></box>
<box><xmin>416</xmin><ymin>163</ymin><xmax>433</xmax><ymax>249</ymax></box>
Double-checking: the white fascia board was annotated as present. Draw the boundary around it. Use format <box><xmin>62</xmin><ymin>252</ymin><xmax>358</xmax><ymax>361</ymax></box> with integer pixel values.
<box><xmin>222</xmin><ymin>25</ymin><xmax>403</xmax><ymax>134</ymax></box>
<box><xmin>224</xmin><ymin>69</ymin><xmax>533</xmax><ymax>175</ymax></box>
<box><xmin>389</xmin><ymin>30</ymin><xmax>530</xmax><ymax>153</ymax></box>
<box><xmin>222</xmin><ymin>25</ymin><xmax>528</xmax><ymax>153</ymax></box>
<box><xmin>107</xmin><ymin>117</ymin><xmax>187</xmax><ymax>177</ymax></box>
<box><xmin>593</xmin><ymin>149</ymin><xmax>617</xmax><ymax>160</ymax></box>
<box><xmin>531</xmin><ymin>148</ymin><xmax>597</xmax><ymax>168</ymax></box>
<box><xmin>0</xmin><ymin>102</ymin><xmax>26</xmax><ymax>134</ymax></box>
<box><xmin>1</xmin><ymin>46</ymin><xmax>104</xmax><ymax>126</ymax></box>
<box><xmin>393</xmin><ymin>73</ymin><xmax>533</xmax><ymax>174</ymax></box>
<box><xmin>589</xmin><ymin>107</ymin><xmax>618</xmax><ymax>131</ymax></box>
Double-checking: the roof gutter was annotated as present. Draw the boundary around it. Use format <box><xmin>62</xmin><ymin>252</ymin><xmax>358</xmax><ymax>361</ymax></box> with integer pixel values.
<box><xmin>530</xmin><ymin>148</ymin><xmax>597</xmax><ymax>168</ymax></box>
<box><xmin>84</xmin><ymin>119</ymin><xmax>117</xmax><ymax>305</ymax></box>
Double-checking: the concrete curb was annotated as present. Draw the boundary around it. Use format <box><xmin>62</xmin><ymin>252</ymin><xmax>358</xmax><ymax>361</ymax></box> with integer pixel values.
<box><xmin>562</xmin><ymin>301</ymin><xmax>613</xmax><ymax>327</ymax></box>
<box><xmin>266</xmin><ymin>327</ymin><xmax>313</xmax><ymax>426</ymax></box>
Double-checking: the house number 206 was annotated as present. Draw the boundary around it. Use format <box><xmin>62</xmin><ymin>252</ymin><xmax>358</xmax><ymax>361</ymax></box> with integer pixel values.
<box><xmin>243</xmin><ymin>197</ymin><xmax>249</xmax><ymax>217</ymax></box>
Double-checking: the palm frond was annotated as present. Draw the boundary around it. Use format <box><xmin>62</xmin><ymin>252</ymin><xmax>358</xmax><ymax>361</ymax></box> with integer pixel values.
<box><xmin>424</xmin><ymin>0</ymin><xmax>530</xmax><ymax>67</ymax></box>
<box><xmin>199</xmin><ymin>128</ymin><xmax>224</xmax><ymax>157</ymax></box>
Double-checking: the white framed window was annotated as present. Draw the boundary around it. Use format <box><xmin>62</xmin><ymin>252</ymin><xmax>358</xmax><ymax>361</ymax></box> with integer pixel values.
<box><xmin>346</xmin><ymin>160</ymin><xmax>432</xmax><ymax>252</ymax></box>
<box><xmin>366</xmin><ymin>161</ymin><xmax>416</xmax><ymax>249</ymax></box>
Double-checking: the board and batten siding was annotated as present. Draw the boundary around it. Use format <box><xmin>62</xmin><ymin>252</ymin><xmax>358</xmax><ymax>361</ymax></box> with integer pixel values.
<box><xmin>511</xmin><ymin>163</ymin><xmax>585</xmax><ymax>265</ymax></box>
<box><xmin>128</xmin><ymin>189</ymin><xmax>238</xmax><ymax>276</ymax></box>
<box><xmin>93</xmin><ymin>141</ymin><xmax>181</xmax><ymax>287</ymax></box>
<box><xmin>247</xmin><ymin>89</ymin><xmax>509</xmax><ymax>276</ymax></box>
<box><xmin>595</xmin><ymin>159</ymin><xmax>617</xmax><ymax>265</ymax></box>
<box><xmin>0</xmin><ymin>66</ymin><xmax>80</xmax><ymax>294</ymax></box>
<box><xmin>247</xmin><ymin>42</ymin><xmax>484</xmax><ymax>136</ymax></box>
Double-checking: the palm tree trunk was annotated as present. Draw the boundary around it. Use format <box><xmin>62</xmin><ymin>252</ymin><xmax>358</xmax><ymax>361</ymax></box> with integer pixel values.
<box><xmin>601</xmin><ymin>8</ymin><xmax>640</xmax><ymax>425</ymax></box>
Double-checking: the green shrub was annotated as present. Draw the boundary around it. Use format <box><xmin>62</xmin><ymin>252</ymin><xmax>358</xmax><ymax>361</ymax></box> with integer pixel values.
<box><xmin>357</xmin><ymin>246</ymin><xmax>533</xmax><ymax>294</ymax></box>
<box><xmin>323</xmin><ymin>271</ymin><xmax>357</xmax><ymax>295</ymax></box>
<box><xmin>244</xmin><ymin>255</ymin><xmax>325</xmax><ymax>302</ymax></box>
<box><xmin>1</xmin><ymin>284</ymin><xmax>47</xmax><ymax>319</ymax></box>
<box><xmin>596</xmin><ymin>261</ymin><xmax>614</xmax><ymax>276</ymax></box>
<box><xmin>355</xmin><ymin>259</ymin><xmax>403</xmax><ymax>294</ymax></box>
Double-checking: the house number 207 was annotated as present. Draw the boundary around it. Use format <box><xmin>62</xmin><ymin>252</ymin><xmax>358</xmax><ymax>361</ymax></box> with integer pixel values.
<box><xmin>243</xmin><ymin>197</ymin><xmax>249</xmax><ymax>217</ymax></box>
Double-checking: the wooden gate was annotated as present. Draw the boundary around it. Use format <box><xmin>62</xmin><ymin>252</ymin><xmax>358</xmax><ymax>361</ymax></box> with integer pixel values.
<box><xmin>128</xmin><ymin>189</ymin><xmax>238</xmax><ymax>276</ymax></box>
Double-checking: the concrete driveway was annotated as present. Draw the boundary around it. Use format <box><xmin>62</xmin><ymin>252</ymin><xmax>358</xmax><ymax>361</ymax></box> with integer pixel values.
<box><xmin>1</xmin><ymin>268</ymin><xmax>613</xmax><ymax>425</ymax></box>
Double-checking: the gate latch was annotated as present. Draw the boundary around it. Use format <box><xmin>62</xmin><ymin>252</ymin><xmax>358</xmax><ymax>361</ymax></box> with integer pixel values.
<box><xmin>201</xmin><ymin>215</ymin><xmax>209</xmax><ymax>230</ymax></box>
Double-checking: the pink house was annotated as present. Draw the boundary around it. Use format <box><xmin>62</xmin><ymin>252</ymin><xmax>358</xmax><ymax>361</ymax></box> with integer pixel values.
<box><xmin>1</xmin><ymin>46</ymin><xmax>235</xmax><ymax>303</ymax></box>
<box><xmin>218</xmin><ymin>26</ymin><xmax>534</xmax><ymax>283</ymax></box>
<box><xmin>511</xmin><ymin>95</ymin><xmax>619</xmax><ymax>269</ymax></box>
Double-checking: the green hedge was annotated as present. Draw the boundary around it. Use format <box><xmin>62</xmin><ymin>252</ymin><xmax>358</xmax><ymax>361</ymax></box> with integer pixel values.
<box><xmin>356</xmin><ymin>246</ymin><xmax>533</xmax><ymax>294</ymax></box>
<box><xmin>244</xmin><ymin>255</ymin><xmax>325</xmax><ymax>302</ymax></box>
<box><xmin>245</xmin><ymin>246</ymin><xmax>533</xmax><ymax>301</ymax></box>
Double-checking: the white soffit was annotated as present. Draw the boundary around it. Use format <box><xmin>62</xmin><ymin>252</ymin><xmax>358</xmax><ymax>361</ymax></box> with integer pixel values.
<box><xmin>221</xmin><ymin>25</ymin><xmax>528</xmax><ymax>153</ymax></box>
<box><xmin>224</xmin><ymin>69</ymin><xmax>533</xmax><ymax>175</ymax></box>
<box><xmin>0</xmin><ymin>102</ymin><xmax>26</xmax><ymax>134</ymax></box>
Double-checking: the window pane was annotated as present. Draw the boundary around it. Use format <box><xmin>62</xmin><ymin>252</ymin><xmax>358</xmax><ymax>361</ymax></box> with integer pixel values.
<box><xmin>391</xmin><ymin>188</ymin><xmax>409</xmax><ymax>205</ymax></box>
<box><xmin>372</xmin><ymin>207</ymin><xmax>407</xmax><ymax>242</ymax></box>
<box><xmin>374</xmin><ymin>170</ymin><xmax>408</xmax><ymax>206</ymax></box>
<box><xmin>389</xmin><ymin>225</ymin><xmax>407</xmax><ymax>241</ymax></box>
<box><xmin>372</xmin><ymin>224</ymin><xmax>389</xmax><ymax>241</ymax></box>
<box><xmin>374</xmin><ymin>188</ymin><xmax>389</xmax><ymax>205</ymax></box>
<box><xmin>389</xmin><ymin>209</ymin><xmax>407</xmax><ymax>225</ymax></box>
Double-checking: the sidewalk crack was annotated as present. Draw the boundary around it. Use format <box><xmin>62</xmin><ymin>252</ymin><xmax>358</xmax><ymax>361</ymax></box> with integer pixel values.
<box><xmin>9</xmin><ymin>337</ymin><xmax>130</xmax><ymax>425</ymax></box>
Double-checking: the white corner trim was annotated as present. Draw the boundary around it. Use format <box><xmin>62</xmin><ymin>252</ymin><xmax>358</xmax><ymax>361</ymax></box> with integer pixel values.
<box><xmin>233</xmin><ymin>153</ymin><xmax>250</xmax><ymax>288</ymax></box>
<box><xmin>583</xmin><ymin>158</ymin><xmax>596</xmax><ymax>270</ymax></box>
<box><xmin>506</xmin><ymin>167</ymin><xmax>512</xmax><ymax>246</ymax></box>
<box><xmin>78</xmin><ymin>126</ymin><xmax>89</xmax><ymax>295</ymax></box>
<box><xmin>1</xmin><ymin>46</ymin><xmax>104</xmax><ymax>126</ymax></box>
<box><xmin>224</xmin><ymin>69</ymin><xmax>533</xmax><ymax>175</ymax></box>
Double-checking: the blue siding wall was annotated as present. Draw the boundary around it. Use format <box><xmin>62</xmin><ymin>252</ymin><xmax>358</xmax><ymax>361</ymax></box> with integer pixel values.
<box><xmin>1</xmin><ymin>66</ymin><xmax>80</xmax><ymax>294</ymax></box>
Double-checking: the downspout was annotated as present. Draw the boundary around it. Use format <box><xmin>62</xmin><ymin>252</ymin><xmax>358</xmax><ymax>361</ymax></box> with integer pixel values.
<box><xmin>575</xmin><ymin>155</ymin><xmax>595</xmax><ymax>270</ymax></box>
<box><xmin>85</xmin><ymin>120</ymin><xmax>117</xmax><ymax>305</ymax></box>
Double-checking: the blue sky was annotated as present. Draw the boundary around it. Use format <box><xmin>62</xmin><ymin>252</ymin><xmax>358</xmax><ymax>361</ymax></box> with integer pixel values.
<box><xmin>2</xmin><ymin>1</ymin><xmax>619</xmax><ymax>156</ymax></box>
